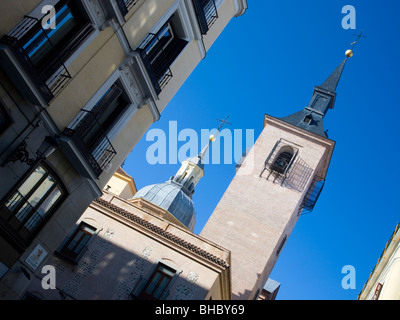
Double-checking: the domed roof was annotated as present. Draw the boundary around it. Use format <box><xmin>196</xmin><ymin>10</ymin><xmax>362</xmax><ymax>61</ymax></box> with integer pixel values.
<box><xmin>132</xmin><ymin>181</ymin><xmax>196</xmax><ymax>232</ymax></box>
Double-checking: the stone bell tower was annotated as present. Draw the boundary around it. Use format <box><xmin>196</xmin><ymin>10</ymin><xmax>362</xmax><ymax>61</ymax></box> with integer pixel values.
<box><xmin>200</xmin><ymin>50</ymin><xmax>354</xmax><ymax>300</ymax></box>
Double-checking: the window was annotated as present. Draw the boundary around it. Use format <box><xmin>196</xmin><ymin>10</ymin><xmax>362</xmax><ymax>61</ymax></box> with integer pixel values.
<box><xmin>136</xmin><ymin>14</ymin><xmax>189</xmax><ymax>94</ymax></box>
<box><xmin>115</xmin><ymin>0</ymin><xmax>140</xmax><ymax>17</ymax></box>
<box><xmin>56</xmin><ymin>222</ymin><xmax>96</xmax><ymax>263</ymax></box>
<box><xmin>0</xmin><ymin>163</ymin><xmax>66</xmax><ymax>249</ymax></box>
<box><xmin>271</xmin><ymin>149</ymin><xmax>294</xmax><ymax>175</ymax></box>
<box><xmin>261</xmin><ymin>140</ymin><xmax>299</xmax><ymax>184</ymax></box>
<box><xmin>304</xmin><ymin>114</ymin><xmax>312</xmax><ymax>124</ymax></box>
<box><xmin>140</xmin><ymin>263</ymin><xmax>176</xmax><ymax>300</ymax></box>
<box><xmin>146</xmin><ymin>23</ymin><xmax>175</xmax><ymax>64</ymax></box>
<box><xmin>192</xmin><ymin>0</ymin><xmax>218</xmax><ymax>34</ymax></box>
<box><xmin>63</xmin><ymin>80</ymin><xmax>130</xmax><ymax>177</ymax></box>
<box><xmin>0</xmin><ymin>0</ymin><xmax>94</xmax><ymax>104</ymax></box>
<box><xmin>372</xmin><ymin>283</ymin><xmax>383</xmax><ymax>300</ymax></box>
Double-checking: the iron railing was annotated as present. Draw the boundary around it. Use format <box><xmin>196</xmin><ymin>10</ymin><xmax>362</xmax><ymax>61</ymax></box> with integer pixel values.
<box><xmin>0</xmin><ymin>10</ymin><xmax>93</xmax><ymax>104</ymax></box>
<box><xmin>298</xmin><ymin>176</ymin><xmax>325</xmax><ymax>215</ymax></box>
<box><xmin>192</xmin><ymin>0</ymin><xmax>218</xmax><ymax>34</ymax></box>
<box><xmin>136</xmin><ymin>32</ymin><xmax>174</xmax><ymax>95</ymax></box>
<box><xmin>63</xmin><ymin>110</ymin><xmax>117</xmax><ymax>178</ymax></box>
<box><xmin>130</xmin><ymin>275</ymin><xmax>170</xmax><ymax>300</ymax></box>
<box><xmin>0</xmin><ymin>192</ymin><xmax>46</xmax><ymax>247</ymax></box>
<box><xmin>116</xmin><ymin>0</ymin><xmax>140</xmax><ymax>16</ymax></box>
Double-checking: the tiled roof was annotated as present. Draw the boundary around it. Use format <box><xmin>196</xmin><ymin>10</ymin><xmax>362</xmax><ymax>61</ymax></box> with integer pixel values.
<box><xmin>94</xmin><ymin>198</ymin><xmax>229</xmax><ymax>268</ymax></box>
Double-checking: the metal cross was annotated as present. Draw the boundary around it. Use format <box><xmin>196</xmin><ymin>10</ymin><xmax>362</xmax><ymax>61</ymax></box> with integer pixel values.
<box><xmin>350</xmin><ymin>30</ymin><xmax>366</xmax><ymax>50</ymax></box>
<box><xmin>216</xmin><ymin>116</ymin><xmax>232</xmax><ymax>131</ymax></box>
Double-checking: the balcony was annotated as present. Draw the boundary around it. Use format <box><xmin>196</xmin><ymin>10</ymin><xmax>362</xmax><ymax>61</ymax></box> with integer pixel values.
<box><xmin>61</xmin><ymin>109</ymin><xmax>117</xmax><ymax>179</ymax></box>
<box><xmin>115</xmin><ymin>0</ymin><xmax>140</xmax><ymax>17</ymax></box>
<box><xmin>298</xmin><ymin>176</ymin><xmax>325</xmax><ymax>215</ymax></box>
<box><xmin>192</xmin><ymin>0</ymin><xmax>218</xmax><ymax>34</ymax></box>
<box><xmin>0</xmin><ymin>198</ymin><xmax>45</xmax><ymax>250</ymax></box>
<box><xmin>0</xmin><ymin>1</ymin><xmax>94</xmax><ymax>106</ymax></box>
<box><xmin>136</xmin><ymin>22</ymin><xmax>188</xmax><ymax>95</ymax></box>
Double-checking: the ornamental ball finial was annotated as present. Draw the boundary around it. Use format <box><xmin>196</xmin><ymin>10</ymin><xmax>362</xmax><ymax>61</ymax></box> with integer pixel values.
<box><xmin>345</xmin><ymin>49</ymin><xmax>354</xmax><ymax>58</ymax></box>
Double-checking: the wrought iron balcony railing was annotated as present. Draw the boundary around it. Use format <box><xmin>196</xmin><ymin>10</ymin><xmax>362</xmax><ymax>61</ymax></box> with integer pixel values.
<box><xmin>192</xmin><ymin>0</ymin><xmax>218</xmax><ymax>34</ymax></box>
<box><xmin>136</xmin><ymin>23</ymin><xmax>188</xmax><ymax>95</ymax></box>
<box><xmin>0</xmin><ymin>192</ymin><xmax>46</xmax><ymax>248</ymax></box>
<box><xmin>115</xmin><ymin>0</ymin><xmax>140</xmax><ymax>17</ymax></box>
<box><xmin>136</xmin><ymin>32</ymin><xmax>174</xmax><ymax>95</ymax></box>
<box><xmin>63</xmin><ymin>109</ymin><xmax>117</xmax><ymax>178</ymax></box>
<box><xmin>130</xmin><ymin>275</ymin><xmax>170</xmax><ymax>300</ymax></box>
<box><xmin>0</xmin><ymin>8</ymin><xmax>93</xmax><ymax>105</ymax></box>
<box><xmin>298</xmin><ymin>176</ymin><xmax>325</xmax><ymax>215</ymax></box>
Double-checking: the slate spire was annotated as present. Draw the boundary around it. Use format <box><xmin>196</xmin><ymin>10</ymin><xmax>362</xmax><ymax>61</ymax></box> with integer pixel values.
<box><xmin>280</xmin><ymin>50</ymin><xmax>352</xmax><ymax>138</ymax></box>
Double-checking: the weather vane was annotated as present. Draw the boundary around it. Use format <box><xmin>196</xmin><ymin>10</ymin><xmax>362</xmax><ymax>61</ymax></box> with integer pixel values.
<box><xmin>216</xmin><ymin>116</ymin><xmax>232</xmax><ymax>131</ymax></box>
<box><xmin>207</xmin><ymin>116</ymin><xmax>232</xmax><ymax>144</ymax></box>
<box><xmin>345</xmin><ymin>30</ymin><xmax>366</xmax><ymax>58</ymax></box>
<box><xmin>350</xmin><ymin>30</ymin><xmax>366</xmax><ymax>50</ymax></box>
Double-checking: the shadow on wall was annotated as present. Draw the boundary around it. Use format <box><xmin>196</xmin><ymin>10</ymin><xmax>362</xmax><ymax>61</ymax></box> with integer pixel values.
<box><xmin>22</xmin><ymin>225</ymin><xmax>209</xmax><ymax>300</ymax></box>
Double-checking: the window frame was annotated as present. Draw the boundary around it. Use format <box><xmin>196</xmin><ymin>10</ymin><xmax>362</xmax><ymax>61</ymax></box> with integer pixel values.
<box><xmin>135</xmin><ymin>1</ymin><xmax>194</xmax><ymax>94</ymax></box>
<box><xmin>0</xmin><ymin>0</ymin><xmax>97</xmax><ymax>105</ymax></box>
<box><xmin>0</xmin><ymin>161</ymin><xmax>67</xmax><ymax>250</ymax></box>
<box><xmin>55</xmin><ymin>221</ymin><xmax>97</xmax><ymax>263</ymax></box>
<box><xmin>271</xmin><ymin>150</ymin><xmax>294</xmax><ymax>175</ymax></box>
<box><xmin>140</xmin><ymin>263</ymin><xmax>176</xmax><ymax>300</ymax></box>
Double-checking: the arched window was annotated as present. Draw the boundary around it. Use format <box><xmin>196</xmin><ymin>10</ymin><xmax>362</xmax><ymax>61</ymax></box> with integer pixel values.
<box><xmin>271</xmin><ymin>149</ymin><xmax>294</xmax><ymax>174</ymax></box>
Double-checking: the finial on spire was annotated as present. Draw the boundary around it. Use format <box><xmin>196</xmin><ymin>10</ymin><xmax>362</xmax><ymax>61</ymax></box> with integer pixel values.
<box><xmin>345</xmin><ymin>49</ymin><xmax>354</xmax><ymax>58</ymax></box>
<box><xmin>346</xmin><ymin>30</ymin><xmax>366</xmax><ymax>58</ymax></box>
<box><xmin>199</xmin><ymin>116</ymin><xmax>232</xmax><ymax>161</ymax></box>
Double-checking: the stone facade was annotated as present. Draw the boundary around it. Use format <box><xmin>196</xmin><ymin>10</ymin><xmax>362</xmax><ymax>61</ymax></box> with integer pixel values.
<box><xmin>201</xmin><ymin>114</ymin><xmax>335</xmax><ymax>300</ymax></box>
<box><xmin>0</xmin><ymin>0</ymin><xmax>247</xmax><ymax>299</ymax></box>
<box><xmin>23</xmin><ymin>191</ymin><xmax>232</xmax><ymax>300</ymax></box>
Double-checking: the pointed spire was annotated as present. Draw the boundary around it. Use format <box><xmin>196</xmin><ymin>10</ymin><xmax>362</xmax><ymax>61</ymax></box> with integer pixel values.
<box><xmin>318</xmin><ymin>57</ymin><xmax>348</xmax><ymax>93</ymax></box>
<box><xmin>280</xmin><ymin>49</ymin><xmax>353</xmax><ymax>137</ymax></box>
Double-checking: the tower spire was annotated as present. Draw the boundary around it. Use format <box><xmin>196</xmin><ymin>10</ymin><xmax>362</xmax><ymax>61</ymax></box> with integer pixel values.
<box><xmin>280</xmin><ymin>49</ymin><xmax>353</xmax><ymax>138</ymax></box>
<box><xmin>318</xmin><ymin>57</ymin><xmax>348</xmax><ymax>93</ymax></box>
<box><xmin>171</xmin><ymin>117</ymin><xmax>231</xmax><ymax>197</ymax></box>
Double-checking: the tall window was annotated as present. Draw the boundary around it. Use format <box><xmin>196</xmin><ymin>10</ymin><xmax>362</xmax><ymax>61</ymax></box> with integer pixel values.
<box><xmin>63</xmin><ymin>80</ymin><xmax>129</xmax><ymax>177</ymax></box>
<box><xmin>21</xmin><ymin>0</ymin><xmax>92</xmax><ymax>76</ymax></box>
<box><xmin>136</xmin><ymin>14</ymin><xmax>189</xmax><ymax>94</ymax></box>
<box><xmin>57</xmin><ymin>222</ymin><xmax>96</xmax><ymax>262</ymax></box>
<box><xmin>0</xmin><ymin>0</ymin><xmax>94</xmax><ymax>103</ymax></box>
<box><xmin>0</xmin><ymin>163</ymin><xmax>66</xmax><ymax>249</ymax></box>
<box><xmin>140</xmin><ymin>263</ymin><xmax>176</xmax><ymax>300</ymax></box>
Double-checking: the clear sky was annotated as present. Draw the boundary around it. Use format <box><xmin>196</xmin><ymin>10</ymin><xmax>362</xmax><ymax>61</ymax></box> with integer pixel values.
<box><xmin>123</xmin><ymin>0</ymin><xmax>400</xmax><ymax>300</ymax></box>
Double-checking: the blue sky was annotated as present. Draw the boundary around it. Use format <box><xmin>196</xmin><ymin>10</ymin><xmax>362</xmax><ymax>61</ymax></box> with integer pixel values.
<box><xmin>124</xmin><ymin>0</ymin><xmax>400</xmax><ymax>300</ymax></box>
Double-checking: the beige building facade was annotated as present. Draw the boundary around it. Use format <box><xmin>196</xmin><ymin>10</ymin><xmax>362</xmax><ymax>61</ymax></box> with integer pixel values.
<box><xmin>0</xmin><ymin>0</ymin><xmax>247</xmax><ymax>299</ymax></box>
<box><xmin>358</xmin><ymin>223</ymin><xmax>400</xmax><ymax>300</ymax></box>
<box><xmin>23</xmin><ymin>168</ymin><xmax>231</xmax><ymax>300</ymax></box>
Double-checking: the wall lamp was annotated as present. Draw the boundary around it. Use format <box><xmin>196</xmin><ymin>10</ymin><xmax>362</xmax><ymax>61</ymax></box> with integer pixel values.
<box><xmin>1</xmin><ymin>136</ymin><xmax>60</xmax><ymax>167</ymax></box>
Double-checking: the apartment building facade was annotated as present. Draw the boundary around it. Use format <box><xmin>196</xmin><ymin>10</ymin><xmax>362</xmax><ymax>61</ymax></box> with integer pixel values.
<box><xmin>0</xmin><ymin>0</ymin><xmax>247</xmax><ymax>299</ymax></box>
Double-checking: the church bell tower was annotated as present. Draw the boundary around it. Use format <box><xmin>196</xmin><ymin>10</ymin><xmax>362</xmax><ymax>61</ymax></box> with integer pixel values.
<box><xmin>200</xmin><ymin>50</ymin><xmax>354</xmax><ymax>300</ymax></box>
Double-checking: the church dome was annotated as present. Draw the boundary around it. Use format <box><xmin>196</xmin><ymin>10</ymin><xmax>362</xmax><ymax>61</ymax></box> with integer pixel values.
<box><xmin>132</xmin><ymin>181</ymin><xmax>196</xmax><ymax>232</ymax></box>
